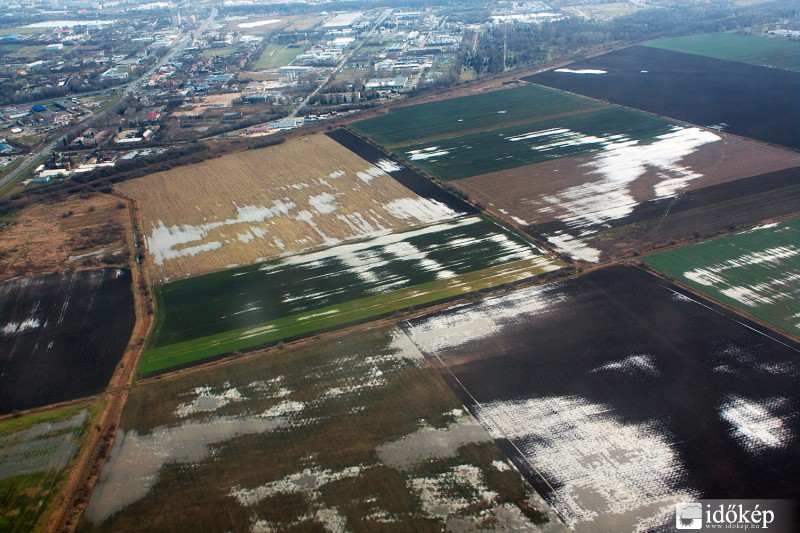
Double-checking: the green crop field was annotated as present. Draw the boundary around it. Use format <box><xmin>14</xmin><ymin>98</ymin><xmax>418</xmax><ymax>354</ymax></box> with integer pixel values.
<box><xmin>0</xmin><ymin>403</ymin><xmax>97</xmax><ymax>533</ymax></box>
<box><xmin>397</xmin><ymin>106</ymin><xmax>679</xmax><ymax>181</ymax></box>
<box><xmin>643</xmin><ymin>218</ymin><xmax>800</xmax><ymax>337</ymax></box>
<box><xmin>252</xmin><ymin>43</ymin><xmax>308</xmax><ymax>69</ymax></box>
<box><xmin>352</xmin><ymin>83</ymin><xmax>681</xmax><ymax>181</ymax></box>
<box><xmin>140</xmin><ymin>217</ymin><xmax>564</xmax><ymax>375</ymax></box>
<box><xmin>351</xmin><ymin>83</ymin><xmax>602</xmax><ymax>148</ymax></box>
<box><xmin>646</xmin><ymin>33</ymin><xmax>800</xmax><ymax>72</ymax></box>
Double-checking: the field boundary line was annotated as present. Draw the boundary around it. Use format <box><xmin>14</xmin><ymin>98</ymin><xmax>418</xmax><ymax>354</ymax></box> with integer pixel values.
<box><xmin>633</xmin><ymin>264</ymin><xmax>800</xmax><ymax>349</ymax></box>
<box><xmin>44</xmin><ymin>191</ymin><xmax>155</xmax><ymax>533</ymax></box>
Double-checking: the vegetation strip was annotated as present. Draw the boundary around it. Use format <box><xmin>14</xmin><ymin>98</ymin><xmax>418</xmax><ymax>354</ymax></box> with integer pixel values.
<box><xmin>0</xmin><ymin>401</ymin><xmax>101</xmax><ymax>533</ymax></box>
<box><xmin>140</xmin><ymin>255</ymin><xmax>564</xmax><ymax>376</ymax></box>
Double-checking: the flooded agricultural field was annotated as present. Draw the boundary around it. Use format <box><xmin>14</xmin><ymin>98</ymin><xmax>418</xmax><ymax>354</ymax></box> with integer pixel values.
<box><xmin>142</xmin><ymin>216</ymin><xmax>563</xmax><ymax>375</ymax></box>
<box><xmin>79</xmin><ymin>327</ymin><xmax>561</xmax><ymax>532</ymax></box>
<box><xmin>0</xmin><ymin>269</ymin><xmax>135</xmax><ymax>413</ymax></box>
<box><xmin>326</xmin><ymin>129</ymin><xmax>476</xmax><ymax>214</ymax></box>
<box><xmin>457</xmin><ymin>133</ymin><xmax>800</xmax><ymax>262</ymax></box>
<box><xmin>118</xmin><ymin>134</ymin><xmax>468</xmax><ymax>282</ymax></box>
<box><xmin>530</xmin><ymin>46</ymin><xmax>800</xmax><ymax>150</ymax></box>
<box><xmin>644</xmin><ymin>217</ymin><xmax>800</xmax><ymax>338</ymax></box>
<box><xmin>0</xmin><ymin>407</ymin><xmax>91</xmax><ymax>532</ymax></box>
<box><xmin>404</xmin><ymin>266</ymin><xmax>800</xmax><ymax>531</ymax></box>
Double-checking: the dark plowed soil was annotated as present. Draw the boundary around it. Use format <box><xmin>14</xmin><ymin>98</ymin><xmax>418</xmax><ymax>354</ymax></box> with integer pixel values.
<box><xmin>0</xmin><ymin>268</ymin><xmax>135</xmax><ymax>413</ymax></box>
<box><xmin>529</xmin><ymin>46</ymin><xmax>800</xmax><ymax>150</ymax></box>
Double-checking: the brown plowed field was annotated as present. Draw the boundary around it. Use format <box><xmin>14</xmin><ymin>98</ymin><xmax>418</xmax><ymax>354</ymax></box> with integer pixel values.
<box><xmin>117</xmin><ymin>134</ymin><xmax>458</xmax><ymax>282</ymax></box>
<box><xmin>0</xmin><ymin>194</ymin><xmax>130</xmax><ymax>282</ymax></box>
<box><xmin>457</xmin><ymin>133</ymin><xmax>800</xmax><ymax>228</ymax></box>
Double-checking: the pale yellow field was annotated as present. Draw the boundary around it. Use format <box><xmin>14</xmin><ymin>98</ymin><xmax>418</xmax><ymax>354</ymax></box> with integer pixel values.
<box><xmin>118</xmin><ymin>134</ymin><xmax>458</xmax><ymax>282</ymax></box>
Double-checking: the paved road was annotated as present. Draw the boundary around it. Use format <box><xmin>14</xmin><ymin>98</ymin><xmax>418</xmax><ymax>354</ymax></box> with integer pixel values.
<box><xmin>289</xmin><ymin>8</ymin><xmax>392</xmax><ymax>119</ymax></box>
<box><xmin>0</xmin><ymin>8</ymin><xmax>217</xmax><ymax>192</ymax></box>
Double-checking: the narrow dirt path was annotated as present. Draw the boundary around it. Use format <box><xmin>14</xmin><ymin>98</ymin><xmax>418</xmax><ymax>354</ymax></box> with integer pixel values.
<box><xmin>42</xmin><ymin>193</ymin><xmax>154</xmax><ymax>533</ymax></box>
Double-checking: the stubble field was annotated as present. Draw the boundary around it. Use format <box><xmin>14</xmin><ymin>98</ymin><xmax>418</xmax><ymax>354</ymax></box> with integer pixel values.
<box><xmin>117</xmin><ymin>134</ymin><xmax>464</xmax><ymax>282</ymax></box>
<box><xmin>0</xmin><ymin>194</ymin><xmax>130</xmax><ymax>282</ymax></box>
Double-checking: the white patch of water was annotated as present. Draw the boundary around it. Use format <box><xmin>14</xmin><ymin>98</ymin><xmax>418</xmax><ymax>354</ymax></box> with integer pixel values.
<box><xmin>356</xmin><ymin>165</ymin><xmax>386</xmax><ymax>183</ymax></box>
<box><xmin>554</xmin><ymin>68</ymin><xmax>608</xmax><ymax>74</ymax></box>
<box><xmin>1</xmin><ymin>317</ymin><xmax>41</xmax><ymax>335</ymax></box>
<box><xmin>720</xmin><ymin>396</ymin><xmax>792</xmax><ymax>453</ymax></box>
<box><xmin>591</xmin><ymin>354</ymin><xmax>660</xmax><ymax>377</ymax></box>
<box><xmin>407</xmin><ymin>147</ymin><xmax>450</xmax><ymax>161</ymax></box>
<box><xmin>308</xmin><ymin>193</ymin><xmax>338</xmax><ymax>214</ymax></box>
<box><xmin>376</xmin><ymin>413</ymin><xmax>490</xmax><ymax>470</ymax></box>
<box><xmin>175</xmin><ymin>385</ymin><xmax>244</xmax><ymax>418</ymax></box>
<box><xmin>546</xmin><ymin>232</ymin><xmax>602</xmax><ymax>262</ymax></box>
<box><xmin>84</xmin><ymin>414</ymin><xmax>295</xmax><ymax>524</ymax></box>
<box><xmin>375</xmin><ymin>159</ymin><xmax>402</xmax><ymax>173</ymax></box>
<box><xmin>147</xmin><ymin>200</ymin><xmax>297</xmax><ymax>265</ymax></box>
<box><xmin>475</xmin><ymin>395</ymin><xmax>692</xmax><ymax>528</ymax></box>
<box><xmin>406</xmin><ymin>282</ymin><xmax>565</xmax><ymax>354</ymax></box>
<box><xmin>540</xmin><ymin>127</ymin><xmax>719</xmax><ymax>230</ymax></box>
<box><xmin>383</xmin><ymin>198</ymin><xmax>457</xmax><ymax>224</ymax></box>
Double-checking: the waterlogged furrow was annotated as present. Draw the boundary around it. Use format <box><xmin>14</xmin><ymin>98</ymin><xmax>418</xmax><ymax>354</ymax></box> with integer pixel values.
<box><xmin>475</xmin><ymin>395</ymin><xmax>696</xmax><ymax>528</ymax></box>
<box><xmin>83</xmin><ymin>328</ymin><xmax>555</xmax><ymax>532</ymax></box>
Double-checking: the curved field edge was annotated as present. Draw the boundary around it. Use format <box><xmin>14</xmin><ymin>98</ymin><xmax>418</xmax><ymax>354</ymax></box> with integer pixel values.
<box><xmin>0</xmin><ymin>399</ymin><xmax>103</xmax><ymax>533</ymax></box>
<box><xmin>138</xmin><ymin>257</ymin><xmax>567</xmax><ymax>377</ymax></box>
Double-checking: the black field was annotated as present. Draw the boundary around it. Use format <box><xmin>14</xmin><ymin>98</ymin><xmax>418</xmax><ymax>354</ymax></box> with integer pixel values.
<box><xmin>326</xmin><ymin>128</ymin><xmax>478</xmax><ymax>214</ymax></box>
<box><xmin>404</xmin><ymin>266</ymin><xmax>800</xmax><ymax>528</ymax></box>
<box><xmin>0</xmin><ymin>269</ymin><xmax>135</xmax><ymax>413</ymax></box>
<box><xmin>529</xmin><ymin>46</ymin><xmax>800</xmax><ymax>150</ymax></box>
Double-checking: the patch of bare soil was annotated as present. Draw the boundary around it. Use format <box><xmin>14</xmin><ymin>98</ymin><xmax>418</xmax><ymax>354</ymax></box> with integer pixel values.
<box><xmin>0</xmin><ymin>194</ymin><xmax>130</xmax><ymax>282</ymax></box>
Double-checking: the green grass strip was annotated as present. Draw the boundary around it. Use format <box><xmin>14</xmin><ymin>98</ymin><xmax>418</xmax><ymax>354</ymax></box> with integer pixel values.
<box><xmin>139</xmin><ymin>257</ymin><xmax>565</xmax><ymax>376</ymax></box>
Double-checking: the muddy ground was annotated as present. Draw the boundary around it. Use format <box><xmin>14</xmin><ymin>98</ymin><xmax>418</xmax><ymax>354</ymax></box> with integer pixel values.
<box><xmin>404</xmin><ymin>266</ymin><xmax>800</xmax><ymax>530</ymax></box>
